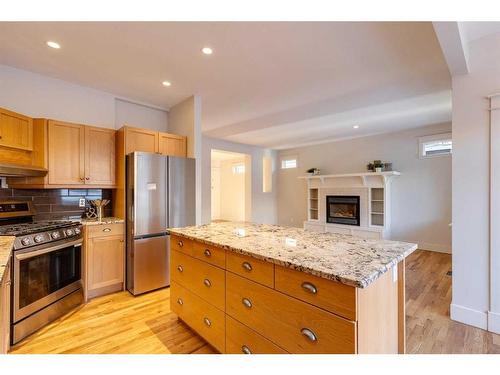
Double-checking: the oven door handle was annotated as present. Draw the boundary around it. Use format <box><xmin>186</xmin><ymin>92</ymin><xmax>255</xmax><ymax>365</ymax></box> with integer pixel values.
<box><xmin>15</xmin><ymin>239</ymin><xmax>83</xmax><ymax>260</ymax></box>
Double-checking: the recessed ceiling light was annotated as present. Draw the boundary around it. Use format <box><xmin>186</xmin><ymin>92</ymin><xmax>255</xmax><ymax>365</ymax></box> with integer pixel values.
<box><xmin>162</xmin><ymin>81</ymin><xmax>172</xmax><ymax>87</ymax></box>
<box><xmin>353</xmin><ymin>125</ymin><xmax>360</xmax><ymax>129</ymax></box>
<box><xmin>201</xmin><ymin>47</ymin><xmax>213</xmax><ymax>55</ymax></box>
<box><xmin>46</xmin><ymin>41</ymin><xmax>61</xmax><ymax>49</ymax></box>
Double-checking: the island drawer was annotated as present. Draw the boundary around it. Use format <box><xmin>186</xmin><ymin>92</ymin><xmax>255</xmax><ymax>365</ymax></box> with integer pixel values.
<box><xmin>226</xmin><ymin>272</ymin><xmax>357</xmax><ymax>354</ymax></box>
<box><xmin>171</xmin><ymin>250</ymin><xmax>226</xmax><ymax>311</ymax></box>
<box><xmin>86</xmin><ymin>223</ymin><xmax>124</xmax><ymax>238</ymax></box>
<box><xmin>226</xmin><ymin>252</ymin><xmax>274</xmax><ymax>288</ymax></box>
<box><xmin>275</xmin><ymin>266</ymin><xmax>357</xmax><ymax>320</ymax></box>
<box><xmin>226</xmin><ymin>316</ymin><xmax>287</xmax><ymax>354</ymax></box>
<box><xmin>171</xmin><ymin>235</ymin><xmax>193</xmax><ymax>253</ymax></box>
<box><xmin>191</xmin><ymin>241</ymin><xmax>226</xmax><ymax>269</ymax></box>
<box><xmin>170</xmin><ymin>281</ymin><xmax>225</xmax><ymax>353</ymax></box>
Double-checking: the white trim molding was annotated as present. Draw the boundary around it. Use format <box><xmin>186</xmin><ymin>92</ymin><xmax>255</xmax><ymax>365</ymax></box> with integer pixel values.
<box><xmin>450</xmin><ymin>303</ymin><xmax>488</xmax><ymax>330</ymax></box>
<box><xmin>415</xmin><ymin>242</ymin><xmax>451</xmax><ymax>254</ymax></box>
<box><xmin>488</xmin><ymin>311</ymin><xmax>500</xmax><ymax>334</ymax></box>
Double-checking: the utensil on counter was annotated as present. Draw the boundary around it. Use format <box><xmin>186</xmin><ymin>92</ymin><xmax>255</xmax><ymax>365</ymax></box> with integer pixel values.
<box><xmin>89</xmin><ymin>199</ymin><xmax>110</xmax><ymax>222</ymax></box>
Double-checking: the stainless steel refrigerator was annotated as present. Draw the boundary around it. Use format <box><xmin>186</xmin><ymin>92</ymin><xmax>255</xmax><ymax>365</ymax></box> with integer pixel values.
<box><xmin>126</xmin><ymin>152</ymin><xmax>196</xmax><ymax>295</ymax></box>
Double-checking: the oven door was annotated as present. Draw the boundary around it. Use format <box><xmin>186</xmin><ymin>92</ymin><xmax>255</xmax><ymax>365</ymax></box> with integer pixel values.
<box><xmin>13</xmin><ymin>239</ymin><xmax>82</xmax><ymax>323</ymax></box>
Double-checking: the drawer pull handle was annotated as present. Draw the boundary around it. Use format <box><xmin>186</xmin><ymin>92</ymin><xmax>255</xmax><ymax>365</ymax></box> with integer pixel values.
<box><xmin>301</xmin><ymin>328</ymin><xmax>317</xmax><ymax>342</ymax></box>
<box><xmin>241</xmin><ymin>345</ymin><xmax>252</xmax><ymax>354</ymax></box>
<box><xmin>203</xmin><ymin>278</ymin><xmax>212</xmax><ymax>287</ymax></box>
<box><xmin>241</xmin><ymin>297</ymin><xmax>252</xmax><ymax>308</ymax></box>
<box><xmin>204</xmin><ymin>249</ymin><xmax>212</xmax><ymax>257</ymax></box>
<box><xmin>178</xmin><ymin>240</ymin><xmax>184</xmax><ymax>247</ymax></box>
<box><xmin>242</xmin><ymin>261</ymin><xmax>253</xmax><ymax>272</ymax></box>
<box><xmin>177</xmin><ymin>265</ymin><xmax>184</xmax><ymax>272</ymax></box>
<box><xmin>301</xmin><ymin>282</ymin><xmax>317</xmax><ymax>294</ymax></box>
<box><xmin>103</xmin><ymin>228</ymin><xmax>111</xmax><ymax>232</ymax></box>
<box><xmin>203</xmin><ymin>317</ymin><xmax>211</xmax><ymax>327</ymax></box>
<box><xmin>177</xmin><ymin>298</ymin><xmax>183</xmax><ymax>305</ymax></box>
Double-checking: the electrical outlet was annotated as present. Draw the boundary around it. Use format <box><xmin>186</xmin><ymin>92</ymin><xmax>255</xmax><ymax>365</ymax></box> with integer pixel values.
<box><xmin>79</xmin><ymin>198</ymin><xmax>86</xmax><ymax>208</ymax></box>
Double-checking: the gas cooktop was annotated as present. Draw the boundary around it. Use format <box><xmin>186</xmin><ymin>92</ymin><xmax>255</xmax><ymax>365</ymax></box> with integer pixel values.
<box><xmin>0</xmin><ymin>220</ymin><xmax>78</xmax><ymax>236</ymax></box>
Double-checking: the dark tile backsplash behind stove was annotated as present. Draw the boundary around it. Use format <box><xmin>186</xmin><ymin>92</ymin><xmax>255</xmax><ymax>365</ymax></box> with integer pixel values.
<box><xmin>0</xmin><ymin>188</ymin><xmax>113</xmax><ymax>221</ymax></box>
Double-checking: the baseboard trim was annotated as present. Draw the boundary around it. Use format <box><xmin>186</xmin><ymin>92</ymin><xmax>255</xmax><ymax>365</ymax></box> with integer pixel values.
<box><xmin>488</xmin><ymin>311</ymin><xmax>500</xmax><ymax>334</ymax></box>
<box><xmin>416</xmin><ymin>242</ymin><xmax>451</xmax><ymax>254</ymax></box>
<box><xmin>450</xmin><ymin>303</ymin><xmax>488</xmax><ymax>330</ymax></box>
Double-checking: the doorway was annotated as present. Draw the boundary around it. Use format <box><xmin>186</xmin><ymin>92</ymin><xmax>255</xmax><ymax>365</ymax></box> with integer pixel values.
<box><xmin>211</xmin><ymin>149</ymin><xmax>251</xmax><ymax>222</ymax></box>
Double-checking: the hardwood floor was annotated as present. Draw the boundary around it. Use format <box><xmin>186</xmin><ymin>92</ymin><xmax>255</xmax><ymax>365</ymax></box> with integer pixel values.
<box><xmin>10</xmin><ymin>249</ymin><xmax>500</xmax><ymax>354</ymax></box>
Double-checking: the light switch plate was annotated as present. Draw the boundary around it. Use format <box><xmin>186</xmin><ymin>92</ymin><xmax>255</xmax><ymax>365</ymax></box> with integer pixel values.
<box><xmin>79</xmin><ymin>198</ymin><xmax>86</xmax><ymax>208</ymax></box>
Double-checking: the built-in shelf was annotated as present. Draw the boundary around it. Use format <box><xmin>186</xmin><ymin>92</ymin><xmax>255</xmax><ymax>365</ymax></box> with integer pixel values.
<box><xmin>308</xmin><ymin>188</ymin><xmax>319</xmax><ymax>220</ymax></box>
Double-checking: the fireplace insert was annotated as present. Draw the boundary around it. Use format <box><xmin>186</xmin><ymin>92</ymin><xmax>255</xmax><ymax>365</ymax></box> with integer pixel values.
<box><xmin>326</xmin><ymin>195</ymin><xmax>360</xmax><ymax>226</ymax></box>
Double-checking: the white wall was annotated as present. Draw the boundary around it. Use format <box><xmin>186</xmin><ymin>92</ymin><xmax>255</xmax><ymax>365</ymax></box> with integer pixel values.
<box><xmin>277</xmin><ymin>122</ymin><xmax>452</xmax><ymax>252</ymax></box>
<box><xmin>0</xmin><ymin>64</ymin><xmax>168</xmax><ymax>131</ymax></box>
<box><xmin>202</xmin><ymin>136</ymin><xmax>278</xmax><ymax>225</ymax></box>
<box><xmin>451</xmin><ymin>33</ymin><xmax>500</xmax><ymax>332</ymax></box>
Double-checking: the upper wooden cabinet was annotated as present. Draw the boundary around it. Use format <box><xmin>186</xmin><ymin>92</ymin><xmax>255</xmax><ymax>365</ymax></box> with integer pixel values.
<box><xmin>124</xmin><ymin>127</ymin><xmax>158</xmax><ymax>154</ymax></box>
<box><xmin>0</xmin><ymin>108</ymin><xmax>33</xmax><ymax>151</ymax></box>
<box><xmin>85</xmin><ymin>126</ymin><xmax>116</xmax><ymax>186</ymax></box>
<box><xmin>158</xmin><ymin>132</ymin><xmax>187</xmax><ymax>157</ymax></box>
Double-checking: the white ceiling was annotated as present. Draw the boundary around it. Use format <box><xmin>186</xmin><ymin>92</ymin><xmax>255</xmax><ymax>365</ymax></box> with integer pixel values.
<box><xmin>0</xmin><ymin>22</ymin><xmax>451</xmax><ymax>149</ymax></box>
<box><xmin>460</xmin><ymin>22</ymin><xmax>500</xmax><ymax>43</ymax></box>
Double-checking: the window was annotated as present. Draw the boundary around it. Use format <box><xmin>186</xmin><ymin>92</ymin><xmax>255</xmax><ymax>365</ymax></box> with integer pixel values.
<box><xmin>232</xmin><ymin>163</ymin><xmax>245</xmax><ymax>174</ymax></box>
<box><xmin>419</xmin><ymin>133</ymin><xmax>452</xmax><ymax>159</ymax></box>
<box><xmin>281</xmin><ymin>156</ymin><xmax>297</xmax><ymax>169</ymax></box>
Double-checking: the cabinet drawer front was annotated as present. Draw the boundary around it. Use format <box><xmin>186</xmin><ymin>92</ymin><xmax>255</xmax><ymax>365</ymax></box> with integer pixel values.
<box><xmin>171</xmin><ymin>250</ymin><xmax>225</xmax><ymax>311</ymax></box>
<box><xmin>87</xmin><ymin>223</ymin><xmax>124</xmax><ymax>239</ymax></box>
<box><xmin>170</xmin><ymin>281</ymin><xmax>225</xmax><ymax>353</ymax></box>
<box><xmin>226</xmin><ymin>272</ymin><xmax>356</xmax><ymax>354</ymax></box>
<box><xmin>191</xmin><ymin>241</ymin><xmax>225</xmax><ymax>269</ymax></box>
<box><xmin>226</xmin><ymin>252</ymin><xmax>274</xmax><ymax>288</ymax></box>
<box><xmin>275</xmin><ymin>266</ymin><xmax>357</xmax><ymax>320</ymax></box>
<box><xmin>226</xmin><ymin>316</ymin><xmax>287</xmax><ymax>354</ymax></box>
<box><xmin>171</xmin><ymin>235</ymin><xmax>193</xmax><ymax>254</ymax></box>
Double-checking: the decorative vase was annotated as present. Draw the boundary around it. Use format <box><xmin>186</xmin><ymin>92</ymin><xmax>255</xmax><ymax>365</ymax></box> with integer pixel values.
<box><xmin>375</xmin><ymin>167</ymin><xmax>382</xmax><ymax>173</ymax></box>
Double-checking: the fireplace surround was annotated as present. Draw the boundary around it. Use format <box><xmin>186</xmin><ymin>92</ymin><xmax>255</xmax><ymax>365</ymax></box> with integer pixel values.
<box><xmin>326</xmin><ymin>195</ymin><xmax>360</xmax><ymax>226</ymax></box>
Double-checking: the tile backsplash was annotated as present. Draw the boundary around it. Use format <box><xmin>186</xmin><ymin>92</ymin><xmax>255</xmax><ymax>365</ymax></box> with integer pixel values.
<box><xmin>0</xmin><ymin>188</ymin><xmax>113</xmax><ymax>221</ymax></box>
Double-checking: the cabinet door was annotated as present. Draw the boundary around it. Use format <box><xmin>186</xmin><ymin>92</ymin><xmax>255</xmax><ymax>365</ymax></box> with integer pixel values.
<box><xmin>124</xmin><ymin>127</ymin><xmax>158</xmax><ymax>154</ymax></box>
<box><xmin>0</xmin><ymin>108</ymin><xmax>33</xmax><ymax>151</ymax></box>
<box><xmin>87</xmin><ymin>235</ymin><xmax>124</xmax><ymax>291</ymax></box>
<box><xmin>158</xmin><ymin>132</ymin><xmax>186</xmax><ymax>157</ymax></box>
<box><xmin>48</xmin><ymin>120</ymin><xmax>85</xmax><ymax>185</ymax></box>
<box><xmin>85</xmin><ymin>126</ymin><xmax>116</xmax><ymax>185</ymax></box>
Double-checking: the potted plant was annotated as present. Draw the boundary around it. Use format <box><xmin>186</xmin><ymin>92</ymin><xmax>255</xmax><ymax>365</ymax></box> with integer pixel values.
<box><xmin>306</xmin><ymin>168</ymin><xmax>320</xmax><ymax>176</ymax></box>
<box><xmin>373</xmin><ymin>160</ymin><xmax>384</xmax><ymax>173</ymax></box>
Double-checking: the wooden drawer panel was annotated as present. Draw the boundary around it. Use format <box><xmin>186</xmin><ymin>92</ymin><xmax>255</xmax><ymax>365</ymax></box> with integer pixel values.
<box><xmin>171</xmin><ymin>250</ymin><xmax>225</xmax><ymax>311</ymax></box>
<box><xmin>226</xmin><ymin>252</ymin><xmax>274</xmax><ymax>288</ymax></box>
<box><xmin>86</xmin><ymin>223</ymin><xmax>124</xmax><ymax>239</ymax></box>
<box><xmin>170</xmin><ymin>235</ymin><xmax>193</xmax><ymax>254</ymax></box>
<box><xmin>170</xmin><ymin>281</ymin><xmax>225</xmax><ymax>352</ymax></box>
<box><xmin>226</xmin><ymin>272</ymin><xmax>356</xmax><ymax>354</ymax></box>
<box><xmin>191</xmin><ymin>241</ymin><xmax>226</xmax><ymax>269</ymax></box>
<box><xmin>275</xmin><ymin>266</ymin><xmax>357</xmax><ymax>320</ymax></box>
<box><xmin>226</xmin><ymin>316</ymin><xmax>287</xmax><ymax>354</ymax></box>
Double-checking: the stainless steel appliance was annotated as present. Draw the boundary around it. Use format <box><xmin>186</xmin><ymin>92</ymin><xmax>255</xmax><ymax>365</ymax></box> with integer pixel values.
<box><xmin>0</xmin><ymin>201</ymin><xmax>83</xmax><ymax>345</ymax></box>
<box><xmin>126</xmin><ymin>152</ymin><xmax>195</xmax><ymax>295</ymax></box>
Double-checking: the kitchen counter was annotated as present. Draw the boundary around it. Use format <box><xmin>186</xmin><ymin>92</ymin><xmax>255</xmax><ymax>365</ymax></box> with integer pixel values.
<box><xmin>0</xmin><ymin>236</ymin><xmax>15</xmax><ymax>282</ymax></box>
<box><xmin>169</xmin><ymin>221</ymin><xmax>417</xmax><ymax>288</ymax></box>
<box><xmin>79</xmin><ymin>217</ymin><xmax>124</xmax><ymax>226</ymax></box>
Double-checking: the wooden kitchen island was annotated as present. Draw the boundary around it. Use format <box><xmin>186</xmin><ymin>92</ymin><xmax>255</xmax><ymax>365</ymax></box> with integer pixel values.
<box><xmin>169</xmin><ymin>222</ymin><xmax>417</xmax><ymax>354</ymax></box>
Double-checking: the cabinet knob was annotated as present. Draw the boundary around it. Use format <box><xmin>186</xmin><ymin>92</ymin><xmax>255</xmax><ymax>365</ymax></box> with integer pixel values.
<box><xmin>301</xmin><ymin>281</ymin><xmax>318</xmax><ymax>295</ymax></box>
<box><xmin>204</xmin><ymin>249</ymin><xmax>211</xmax><ymax>257</ymax></box>
<box><xmin>241</xmin><ymin>345</ymin><xmax>252</xmax><ymax>354</ymax></box>
<box><xmin>241</xmin><ymin>297</ymin><xmax>252</xmax><ymax>309</ymax></box>
<box><xmin>242</xmin><ymin>261</ymin><xmax>253</xmax><ymax>272</ymax></box>
<box><xmin>177</xmin><ymin>265</ymin><xmax>183</xmax><ymax>272</ymax></box>
<box><xmin>178</xmin><ymin>240</ymin><xmax>184</xmax><ymax>247</ymax></box>
<box><xmin>301</xmin><ymin>328</ymin><xmax>317</xmax><ymax>342</ymax></box>
<box><xmin>85</xmin><ymin>177</ymin><xmax>90</xmax><ymax>180</ymax></box>
<box><xmin>177</xmin><ymin>298</ymin><xmax>183</xmax><ymax>306</ymax></box>
<box><xmin>203</xmin><ymin>317</ymin><xmax>211</xmax><ymax>327</ymax></box>
<box><xmin>203</xmin><ymin>278</ymin><xmax>211</xmax><ymax>287</ymax></box>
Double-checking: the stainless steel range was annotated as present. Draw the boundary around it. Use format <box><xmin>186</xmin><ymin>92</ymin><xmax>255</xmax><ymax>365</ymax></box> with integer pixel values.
<box><xmin>0</xmin><ymin>201</ymin><xmax>83</xmax><ymax>345</ymax></box>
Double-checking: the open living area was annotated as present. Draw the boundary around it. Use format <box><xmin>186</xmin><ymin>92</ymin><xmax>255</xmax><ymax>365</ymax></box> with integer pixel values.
<box><xmin>1</xmin><ymin>3</ymin><xmax>500</xmax><ymax>369</ymax></box>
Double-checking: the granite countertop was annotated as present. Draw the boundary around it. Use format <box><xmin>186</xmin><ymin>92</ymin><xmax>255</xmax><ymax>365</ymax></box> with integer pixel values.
<box><xmin>79</xmin><ymin>217</ymin><xmax>124</xmax><ymax>226</ymax></box>
<box><xmin>0</xmin><ymin>236</ymin><xmax>15</xmax><ymax>283</ymax></box>
<box><xmin>169</xmin><ymin>222</ymin><xmax>418</xmax><ymax>289</ymax></box>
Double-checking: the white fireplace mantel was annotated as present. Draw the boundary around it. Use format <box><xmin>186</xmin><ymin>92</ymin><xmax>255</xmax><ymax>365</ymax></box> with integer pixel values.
<box><xmin>298</xmin><ymin>171</ymin><xmax>400</xmax><ymax>188</ymax></box>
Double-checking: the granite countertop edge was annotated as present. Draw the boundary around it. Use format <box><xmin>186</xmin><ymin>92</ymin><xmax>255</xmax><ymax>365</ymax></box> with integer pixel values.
<box><xmin>79</xmin><ymin>217</ymin><xmax>125</xmax><ymax>226</ymax></box>
<box><xmin>0</xmin><ymin>236</ymin><xmax>15</xmax><ymax>283</ymax></box>
<box><xmin>168</xmin><ymin>228</ymin><xmax>418</xmax><ymax>289</ymax></box>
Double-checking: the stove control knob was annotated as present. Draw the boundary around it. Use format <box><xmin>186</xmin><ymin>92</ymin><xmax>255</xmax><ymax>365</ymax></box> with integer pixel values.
<box><xmin>74</xmin><ymin>228</ymin><xmax>81</xmax><ymax>235</ymax></box>
<box><xmin>34</xmin><ymin>235</ymin><xmax>44</xmax><ymax>243</ymax></box>
<box><xmin>51</xmin><ymin>231</ymin><xmax>61</xmax><ymax>239</ymax></box>
<box><xmin>21</xmin><ymin>237</ymin><xmax>32</xmax><ymax>246</ymax></box>
<box><xmin>66</xmin><ymin>229</ymin><xmax>74</xmax><ymax>236</ymax></box>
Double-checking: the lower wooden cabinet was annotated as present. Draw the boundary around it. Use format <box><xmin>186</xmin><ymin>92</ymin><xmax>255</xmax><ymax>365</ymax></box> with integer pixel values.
<box><xmin>0</xmin><ymin>260</ymin><xmax>11</xmax><ymax>354</ymax></box>
<box><xmin>226</xmin><ymin>316</ymin><xmax>286</xmax><ymax>354</ymax></box>
<box><xmin>84</xmin><ymin>223</ymin><xmax>125</xmax><ymax>300</ymax></box>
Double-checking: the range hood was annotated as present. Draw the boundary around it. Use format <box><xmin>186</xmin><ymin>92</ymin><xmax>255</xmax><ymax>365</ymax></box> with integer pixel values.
<box><xmin>0</xmin><ymin>163</ymin><xmax>48</xmax><ymax>177</ymax></box>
